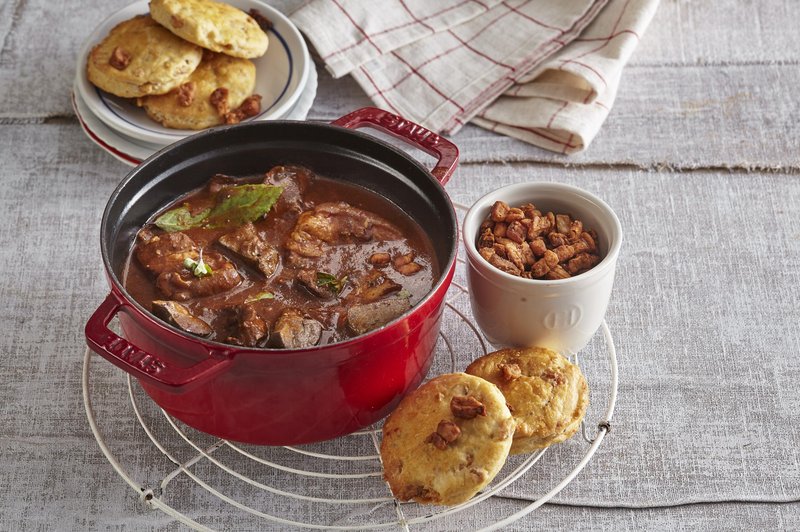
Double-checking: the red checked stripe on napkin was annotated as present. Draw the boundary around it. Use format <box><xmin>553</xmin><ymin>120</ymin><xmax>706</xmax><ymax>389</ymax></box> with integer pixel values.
<box><xmin>292</xmin><ymin>0</ymin><xmax>659</xmax><ymax>153</ymax></box>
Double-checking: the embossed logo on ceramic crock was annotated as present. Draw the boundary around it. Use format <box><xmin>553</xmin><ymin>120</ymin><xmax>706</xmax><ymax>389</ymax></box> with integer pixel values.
<box><xmin>378</xmin><ymin>113</ymin><xmax>441</xmax><ymax>148</ymax></box>
<box><xmin>106</xmin><ymin>336</ymin><xmax>166</xmax><ymax>375</ymax></box>
<box><xmin>543</xmin><ymin>305</ymin><xmax>582</xmax><ymax>329</ymax></box>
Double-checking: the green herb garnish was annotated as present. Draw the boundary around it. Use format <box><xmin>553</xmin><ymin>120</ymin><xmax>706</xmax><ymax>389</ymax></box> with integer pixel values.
<box><xmin>155</xmin><ymin>205</ymin><xmax>211</xmax><ymax>232</ymax></box>
<box><xmin>154</xmin><ymin>184</ymin><xmax>283</xmax><ymax>232</ymax></box>
<box><xmin>316</xmin><ymin>271</ymin><xmax>348</xmax><ymax>294</ymax></box>
<box><xmin>205</xmin><ymin>184</ymin><xmax>283</xmax><ymax>228</ymax></box>
<box><xmin>245</xmin><ymin>291</ymin><xmax>275</xmax><ymax>304</ymax></box>
<box><xmin>183</xmin><ymin>255</ymin><xmax>212</xmax><ymax>278</ymax></box>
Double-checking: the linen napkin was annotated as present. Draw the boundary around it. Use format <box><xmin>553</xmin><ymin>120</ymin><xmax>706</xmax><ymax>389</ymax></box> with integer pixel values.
<box><xmin>292</xmin><ymin>0</ymin><xmax>658</xmax><ymax>154</ymax></box>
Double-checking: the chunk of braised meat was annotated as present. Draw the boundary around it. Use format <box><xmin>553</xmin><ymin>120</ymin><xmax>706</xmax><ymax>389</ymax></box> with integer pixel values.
<box><xmin>263</xmin><ymin>165</ymin><xmax>315</xmax><ymax>216</ymax></box>
<box><xmin>151</xmin><ymin>300</ymin><xmax>212</xmax><ymax>336</ymax></box>
<box><xmin>296</xmin><ymin>269</ymin><xmax>336</xmax><ymax>299</ymax></box>
<box><xmin>346</xmin><ymin>297</ymin><xmax>411</xmax><ymax>335</ymax></box>
<box><xmin>226</xmin><ymin>303</ymin><xmax>268</xmax><ymax>347</ymax></box>
<box><xmin>218</xmin><ymin>222</ymin><xmax>280</xmax><ymax>277</ymax></box>
<box><xmin>156</xmin><ymin>251</ymin><xmax>242</xmax><ymax>301</ymax></box>
<box><xmin>135</xmin><ymin>229</ymin><xmax>196</xmax><ymax>274</ymax></box>
<box><xmin>271</xmin><ymin>309</ymin><xmax>323</xmax><ymax>349</ymax></box>
<box><xmin>286</xmin><ymin>202</ymin><xmax>402</xmax><ymax>264</ymax></box>
<box><xmin>354</xmin><ymin>269</ymin><xmax>401</xmax><ymax>302</ymax></box>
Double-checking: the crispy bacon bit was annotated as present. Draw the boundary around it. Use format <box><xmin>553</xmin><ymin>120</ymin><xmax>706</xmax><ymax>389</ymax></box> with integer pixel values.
<box><xmin>478</xmin><ymin>228</ymin><xmax>495</xmax><ymax>249</ymax></box>
<box><xmin>545</xmin><ymin>264</ymin><xmax>571</xmax><ymax>280</ymax></box>
<box><xmin>530</xmin><ymin>237</ymin><xmax>547</xmax><ymax>257</ymax></box>
<box><xmin>505</xmin><ymin>207</ymin><xmax>525</xmax><ymax>222</ymax></box>
<box><xmin>566</xmin><ymin>252</ymin><xmax>600</xmax><ymax>275</ymax></box>
<box><xmin>176</xmin><ymin>82</ymin><xmax>196</xmax><ymax>107</ymax></box>
<box><xmin>541</xmin><ymin>370</ymin><xmax>565</xmax><ymax>386</ymax></box>
<box><xmin>506</xmin><ymin>221</ymin><xmax>526</xmax><ymax>244</ymax></box>
<box><xmin>170</xmin><ymin>15</ymin><xmax>184</xmax><ymax>28</ymax></box>
<box><xmin>426</xmin><ymin>420</ymin><xmax>461</xmax><ymax>449</ymax></box>
<box><xmin>521</xmin><ymin>203</ymin><xmax>540</xmax><ymax>219</ymax></box>
<box><xmin>450</xmin><ymin>396</ymin><xmax>486</xmax><ymax>419</ymax></box>
<box><xmin>488</xmin><ymin>253</ymin><xmax>520</xmax><ymax>276</ymax></box>
<box><xmin>238</xmin><ymin>94</ymin><xmax>262</xmax><ymax>118</ymax></box>
<box><xmin>548</xmin><ymin>231</ymin><xmax>570</xmax><ymax>248</ymax></box>
<box><xmin>392</xmin><ymin>252</ymin><xmax>423</xmax><ymax>276</ymax></box>
<box><xmin>553</xmin><ymin>244</ymin><xmax>576</xmax><ymax>263</ymax></box>
<box><xmin>248</xmin><ymin>8</ymin><xmax>273</xmax><ymax>31</ymax></box>
<box><xmin>499</xmin><ymin>363</ymin><xmax>522</xmax><ymax>382</ymax></box>
<box><xmin>396</xmin><ymin>262</ymin><xmax>422</xmax><ymax>276</ymax></box>
<box><xmin>210</xmin><ymin>87</ymin><xmax>230</xmax><ymax>116</ymax></box>
<box><xmin>223</xmin><ymin>94</ymin><xmax>262</xmax><ymax>124</ymax></box>
<box><xmin>109</xmin><ymin>47</ymin><xmax>131</xmax><ymax>70</ymax></box>
<box><xmin>393</xmin><ymin>253</ymin><xmax>414</xmax><ymax>268</ymax></box>
<box><xmin>490</xmin><ymin>201</ymin><xmax>509</xmax><ymax>222</ymax></box>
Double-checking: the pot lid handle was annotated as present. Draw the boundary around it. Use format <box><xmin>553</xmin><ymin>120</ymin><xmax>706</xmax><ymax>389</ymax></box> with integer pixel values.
<box><xmin>332</xmin><ymin>107</ymin><xmax>459</xmax><ymax>185</ymax></box>
<box><xmin>85</xmin><ymin>293</ymin><xmax>231</xmax><ymax>391</ymax></box>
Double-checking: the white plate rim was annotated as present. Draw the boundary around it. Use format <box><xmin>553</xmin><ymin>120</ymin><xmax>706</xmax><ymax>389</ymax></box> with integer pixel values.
<box><xmin>73</xmin><ymin>63</ymin><xmax>318</xmax><ymax>167</ymax></box>
<box><xmin>75</xmin><ymin>0</ymin><xmax>309</xmax><ymax>146</ymax></box>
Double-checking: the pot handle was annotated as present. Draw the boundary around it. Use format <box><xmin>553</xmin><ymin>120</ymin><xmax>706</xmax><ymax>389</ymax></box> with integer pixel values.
<box><xmin>85</xmin><ymin>293</ymin><xmax>231</xmax><ymax>391</ymax></box>
<box><xmin>332</xmin><ymin>107</ymin><xmax>459</xmax><ymax>185</ymax></box>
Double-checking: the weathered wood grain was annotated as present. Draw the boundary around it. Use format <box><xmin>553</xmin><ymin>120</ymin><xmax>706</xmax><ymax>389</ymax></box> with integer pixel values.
<box><xmin>307</xmin><ymin>62</ymin><xmax>800</xmax><ymax>170</ymax></box>
<box><xmin>636</xmin><ymin>0</ymin><xmax>800</xmax><ymax>66</ymax></box>
<box><xmin>1</xmin><ymin>122</ymin><xmax>799</xmax><ymax>529</ymax></box>
<box><xmin>1</xmin><ymin>0</ymin><xmax>798</xmax><ymax>169</ymax></box>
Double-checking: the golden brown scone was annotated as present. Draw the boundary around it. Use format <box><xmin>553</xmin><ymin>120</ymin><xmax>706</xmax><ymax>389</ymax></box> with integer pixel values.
<box><xmin>381</xmin><ymin>373</ymin><xmax>514</xmax><ymax>506</ymax></box>
<box><xmin>86</xmin><ymin>15</ymin><xmax>202</xmax><ymax>98</ymax></box>
<box><xmin>138</xmin><ymin>52</ymin><xmax>257</xmax><ymax>130</ymax></box>
<box><xmin>150</xmin><ymin>0</ymin><xmax>269</xmax><ymax>59</ymax></box>
<box><xmin>466</xmin><ymin>347</ymin><xmax>588</xmax><ymax>455</ymax></box>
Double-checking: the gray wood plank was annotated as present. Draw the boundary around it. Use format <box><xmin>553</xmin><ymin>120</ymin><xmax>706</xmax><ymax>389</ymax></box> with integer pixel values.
<box><xmin>1</xmin><ymin>121</ymin><xmax>799</xmax><ymax>529</ymax></box>
<box><xmin>308</xmin><ymin>62</ymin><xmax>800</xmax><ymax>170</ymax></box>
<box><xmin>2</xmin><ymin>122</ymin><xmax>799</xmax><ymax>509</ymax></box>
<box><xmin>635</xmin><ymin>0</ymin><xmax>800</xmax><ymax>66</ymax></box>
<box><xmin>2</xmin><ymin>0</ymin><xmax>799</xmax><ymax>170</ymax></box>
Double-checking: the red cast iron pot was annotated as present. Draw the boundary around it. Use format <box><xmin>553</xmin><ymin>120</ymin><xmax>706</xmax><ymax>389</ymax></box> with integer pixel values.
<box><xmin>85</xmin><ymin>108</ymin><xmax>459</xmax><ymax>445</ymax></box>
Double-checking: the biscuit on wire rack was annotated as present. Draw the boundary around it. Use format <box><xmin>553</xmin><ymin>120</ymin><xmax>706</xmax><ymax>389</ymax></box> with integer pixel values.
<box><xmin>87</xmin><ymin>15</ymin><xmax>203</xmax><ymax>98</ymax></box>
<box><xmin>138</xmin><ymin>52</ymin><xmax>257</xmax><ymax>129</ymax></box>
<box><xmin>466</xmin><ymin>346</ymin><xmax>589</xmax><ymax>455</ymax></box>
<box><xmin>380</xmin><ymin>373</ymin><xmax>514</xmax><ymax>506</ymax></box>
<box><xmin>150</xmin><ymin>0</ymin><xmax>269</xmax><ymax>59</ymax></box>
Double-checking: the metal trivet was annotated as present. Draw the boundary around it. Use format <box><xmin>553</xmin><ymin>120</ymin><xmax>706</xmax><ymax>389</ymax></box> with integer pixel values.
<box><xmin>82</xmin><ymin>203</ymin><xmax>618</xmax><ymax>531</ymax></box>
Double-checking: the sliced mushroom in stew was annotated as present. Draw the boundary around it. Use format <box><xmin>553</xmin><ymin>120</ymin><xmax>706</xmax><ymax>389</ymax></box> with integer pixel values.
<box><xmin>123</xmin><ymin>166</ymin><xmax>439</xmax><ymax>348</ymax></box>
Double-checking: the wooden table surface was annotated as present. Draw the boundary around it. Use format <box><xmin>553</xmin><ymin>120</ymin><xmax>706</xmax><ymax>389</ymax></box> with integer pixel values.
<box><xmin>1</xmin><ymin>0</ymin><xmax>798</xmax><ymax>529</ymax></box>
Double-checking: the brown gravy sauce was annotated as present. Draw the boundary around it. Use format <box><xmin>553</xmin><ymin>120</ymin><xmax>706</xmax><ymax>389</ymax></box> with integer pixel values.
<box><xmin>123</xmin><ymin>171</ymin><xmax>439</xmax><ymax>347</ymax></box>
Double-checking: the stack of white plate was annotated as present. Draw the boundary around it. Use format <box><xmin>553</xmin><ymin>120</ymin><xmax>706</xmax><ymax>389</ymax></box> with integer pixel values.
<box><xmin>73</xmin><ymin>0</ymin><xmax>317</xmax><ymax>166</ymax></box>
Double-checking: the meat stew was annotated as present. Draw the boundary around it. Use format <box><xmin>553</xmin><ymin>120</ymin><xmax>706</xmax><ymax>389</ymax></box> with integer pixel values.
<box><xmin>123</xmin><ymin>165</ymin><xmax>439</xmax><ymax>348</ymax></box>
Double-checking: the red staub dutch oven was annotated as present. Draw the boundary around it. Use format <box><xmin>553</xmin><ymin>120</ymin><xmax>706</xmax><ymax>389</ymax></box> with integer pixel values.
<box><xmin>85</xmin><ymin>107</ymin><xmax>459</xmax><ymax>446</ymax></box>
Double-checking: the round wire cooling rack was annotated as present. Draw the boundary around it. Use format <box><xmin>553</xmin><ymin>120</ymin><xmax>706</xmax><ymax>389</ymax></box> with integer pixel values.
<box><xmin>82</xmin><ymin>203</ymin><xmax>618</xmax><ymax>531</ymax></box>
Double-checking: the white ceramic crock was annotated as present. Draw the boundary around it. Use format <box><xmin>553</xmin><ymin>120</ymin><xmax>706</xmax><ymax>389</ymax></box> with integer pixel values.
<box><xmin>463</xmin><ymin>182</ymin><xmax>623</xmax><ymax>354</ymax></box>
